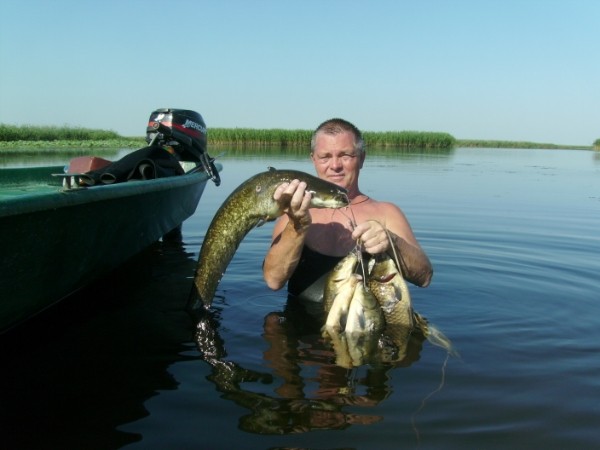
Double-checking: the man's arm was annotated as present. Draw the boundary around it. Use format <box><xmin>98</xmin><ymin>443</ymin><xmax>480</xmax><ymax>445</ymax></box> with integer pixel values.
<box><xmin>351</xmin><ymin>206</ymin><xmax>433</xmax><ymax>287</ymax></box>
<box><xmin>263</xmin><ymin>180</ymin><xmax>312</xmax><ymax>290</ymax></box>
<box><xmin>263</xmin><ymin>216</ymin><xmax>308</xmax><ymax>290</ymax></box>
<box><xmin>387</xmin><ymin>232</ymin><xmax>433</xmax><ymax>287</ymax></box>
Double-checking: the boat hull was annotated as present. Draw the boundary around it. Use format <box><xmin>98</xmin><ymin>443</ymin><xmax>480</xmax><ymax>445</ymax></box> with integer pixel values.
<box><xmin>0</xmin><ymin>165</ymin><xmax>219</xmax><ymax>332</ymax></box>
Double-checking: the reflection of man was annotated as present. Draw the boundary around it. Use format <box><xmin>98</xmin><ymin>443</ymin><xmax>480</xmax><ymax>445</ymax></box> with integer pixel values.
<box><xmin>263</xmin><ymin>118</ymin><xmax>432</xmax><ymax>301</ymax></box>
<box><xmin>262</xmin><ymin>297</ymin><xmax>426</xmax><ymax>385</ymax></box>
<box><xmin>193</xmin><ymin>304</ymin><xmax>420</xmax><ymax>435</ymax></box>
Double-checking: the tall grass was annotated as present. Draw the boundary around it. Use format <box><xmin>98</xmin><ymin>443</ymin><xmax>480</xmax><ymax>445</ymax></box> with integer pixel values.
<box><xmin>0</xmin><ymin>124</ymin><xmax>144</xmax><ymax>153</ymax></box>
<box><xmin>1</xmin><ymin>124</ymin><xmax>456</xmax><ymax>150</ymax></box>
<box><xmin>208</xmin><ymin>128</ymin><xmax>456</xmax><ymax>149</ymax></box>
<box><xmin>2</xmin><ymin>123</ymin><xmax>592</xmax><ymax>151</ymax></box>
<box><xmin>363</xmin><ymin>131</ymin><xmax>455</xmax><ymax>148</ymax></box>
<box><xmin>456</xmin><ymin>138</ymin><xmax>590</xmax><ymax>150</ymax></box>
<box><xmin>0</xmin><ymin>124</ymin><xmax>121</xmax><ymax>141</ymax></box>
<box><xmin>208</xmin><ymin>128</ymin><xmax>312</xmax><ymax>147</ymax></box>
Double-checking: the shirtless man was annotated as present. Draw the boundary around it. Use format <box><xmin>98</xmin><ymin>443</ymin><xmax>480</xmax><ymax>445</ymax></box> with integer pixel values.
<box><xmin>263</xmin><ymin>118</ymin><xmax>432</xmax><ymax>301</ymax></box>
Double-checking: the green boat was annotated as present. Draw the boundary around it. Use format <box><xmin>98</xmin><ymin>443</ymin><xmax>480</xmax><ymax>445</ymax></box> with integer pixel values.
<box><xmin>0</xmin><ymin>108</ymin><xmax>222</xmax><ymax>332</ymax></box>
<box><xmin>0</xmin><ymin>162</ymin><xmax>221</xmax><ymax>333</ymax></box>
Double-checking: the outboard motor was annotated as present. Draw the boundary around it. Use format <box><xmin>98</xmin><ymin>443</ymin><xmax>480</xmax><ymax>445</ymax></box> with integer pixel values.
<box><xmin>146</xmin><ymin>108</ymin><xmax>220</xmax><ymax>186</ymax></box>
<box><xmin>65</xmin><ymin>108</ymin><xmax>220</xmax><ymax>188</ymax></box>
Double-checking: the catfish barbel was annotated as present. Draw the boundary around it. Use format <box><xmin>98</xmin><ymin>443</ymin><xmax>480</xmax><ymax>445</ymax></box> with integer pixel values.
<box><xmin>190</xmin><ymin>167</ymin><xmax>349</xmax><ymax>308</ymax></box>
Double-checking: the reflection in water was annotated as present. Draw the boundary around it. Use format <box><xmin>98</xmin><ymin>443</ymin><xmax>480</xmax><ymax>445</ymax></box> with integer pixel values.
<box><xmin>0</xmin><ymin>238</ymin><xmax>199</xmax><ymax>449</ymax></box>
<box><xmin>0</xmin><ymin>223</ymin><xmax>425</xmax><ymax>444</ymax></box>
<box><xmin>192</xmin><ymin>294</ymin><xmax>426</xmax><ymax>435</ymax></box>
<box><xmin>217</xmin><ymin>145</ymin><xmax>456</xmax><ymax>161</ymax></box>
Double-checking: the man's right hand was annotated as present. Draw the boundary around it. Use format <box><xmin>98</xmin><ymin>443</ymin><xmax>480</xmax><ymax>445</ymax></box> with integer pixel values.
<box><xmin>274</xmin><ymin>179</ymin><xmax>312</xmax><ymax>232</ymax></box>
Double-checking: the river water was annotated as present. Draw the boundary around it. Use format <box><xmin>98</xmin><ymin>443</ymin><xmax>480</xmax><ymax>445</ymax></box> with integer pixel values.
<box><xmin>1</xmin><ymin>147</ymin><xmax>599</xmax><ymax>449</ymax></box>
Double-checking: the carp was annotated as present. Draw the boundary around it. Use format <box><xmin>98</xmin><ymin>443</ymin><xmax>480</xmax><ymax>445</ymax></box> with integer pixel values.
<box><xmin>322</xmin><ymin>251</ymin><xmax>360</xmax><ymax>333</ymax></box>
<box><xmin>368</xmin><ymin>253</ymin><xmax>415</xmax><ymax>329</ymax></box>
<box><xmin>323</xmin><ymin>248</ymin><xmax>455</xmax><ymax>367</ymax></box>
<box><xmin>344</xmin><ymin>281</ymin><xmax>386</xmax><ymax>367</ymax></box>
<box><xmin>322</xmin><ymin>250</ymin><xmax>387</xmax><ymax>367</ymax></box>
<box><xmin>345</xmin><ymin>280</ymin><xmax>385</xmax><ymax>335</ymax></box>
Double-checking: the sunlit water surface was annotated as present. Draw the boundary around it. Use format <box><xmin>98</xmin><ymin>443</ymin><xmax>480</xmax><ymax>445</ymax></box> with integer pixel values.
<box><xmin>2</xmin><ymin>148</ymin><xmax>599</xmax><ymax>449</ymax></box>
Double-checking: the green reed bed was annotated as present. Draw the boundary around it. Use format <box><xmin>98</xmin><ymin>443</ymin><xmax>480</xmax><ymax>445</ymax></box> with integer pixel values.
<box><xmin>0</xmin><ymin>124</ymin><xmax>144</xmax><ymax>154</ymax></box>
<box><xmin>0</xmin><ymin>124</ymin><xmax>123</xmax><ymax>141</ymax></box>
<box><xmin>0</xmin><ymin>139</ymin><xmax>143</xmax><ymax>149</ymax></box>
<box><xmin>208</xmin><ymin>128</ymin><xmax>456</xmax><ymax>149</ymax></box>
<box><xmin>3</xmin><ymin>123</ymin><xmax>592</xmax><ymax>151</ymax></box>
<box><xmin>363</xmin><ymin>131</ymin><xmax>455</xmax><ymax>148</ymax></box>
<box><xmin>457</xmin><ymin>138</ymin><xmax>591</xmax><ymax>150</ymax></box>
<box><xmin>208</xmin><ymin>128</ymin><xmax>312</xmax><ymax>147</ymax></box>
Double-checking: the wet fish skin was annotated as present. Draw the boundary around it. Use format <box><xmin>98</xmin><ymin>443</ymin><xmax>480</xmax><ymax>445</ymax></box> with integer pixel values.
<box><xmin>324</xmin><ymin>252</ymin><xmax>422</xmax><ymax>367</ymax></box>
<box><xmin>345</xmin><ymin>282</ymin><xmax>385</xmax><ymax>335</ymax></box>
<box><xmin>345</xmin><ymin>327</ymin><xmax>382</xmax><ymax>367</ymax></box>
<box><xmin>369</xmin><ymin>254</ymin><xmax>457</xmax><ymax>358</ymax></box>
<box><xmin>324</xmin><ymin>251</ymin><xmax>456</xmax><ymax>366</ymax></box>
<box><xmin>192</xmin><ymin>168</ymin><xmax>349</xmax><ymax>307</ymax></box>
<box><xmin>323</xmin><ymin>252</ymin><xmax>359</xmax><ymax>313</ymax></box>
<box><xmin>367</xmin><ymin>253</ymin><xmax>426</xmax><ymax>363</ymax></box>
<box><xmin>323</xmin><ymin>255</ymin><xmax>386</xmax><ymax>366</ymax></box>
<box><xmin>322</xmin><ymin>273</ymin><xmax>359</xmax><ymax>336</ymax></box>
<box><xmin>368</xmin><ymin>253</ymin><xmax>414</xmax><ymax>329</ymax></box>
<box><xmin>344</xmin><ymin>283</ymin><xmax>385</xmax><ymax>366</ymax></box>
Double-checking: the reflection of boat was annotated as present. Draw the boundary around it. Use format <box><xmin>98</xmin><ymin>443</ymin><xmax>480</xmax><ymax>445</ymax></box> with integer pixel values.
<box><xmin>0</xmin><ymin>161</ymin><xmax>221</xmax><ymax>332</ymax></box>
<box><xmin>0</xmin><ymin>240</ymin><xmax>202</xmax><ymax>448</ymax></box>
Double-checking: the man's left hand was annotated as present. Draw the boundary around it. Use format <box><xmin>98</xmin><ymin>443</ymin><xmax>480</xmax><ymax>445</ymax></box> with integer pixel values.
<box><xmin>351</xmin><ymin>220</ymin><xmax>390</xmax><ymax>255</ymax></box>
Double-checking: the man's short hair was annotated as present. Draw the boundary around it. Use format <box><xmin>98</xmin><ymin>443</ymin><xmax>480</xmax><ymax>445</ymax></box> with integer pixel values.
<box><xmin>311</xmin><ymin>118</ymin><xmax>364</xmax><ymax>154</ymax></box>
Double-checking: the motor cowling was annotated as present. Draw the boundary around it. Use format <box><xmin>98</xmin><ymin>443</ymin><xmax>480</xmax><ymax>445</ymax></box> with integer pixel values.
<box><xmin>146</xmin><ymin>108</ymin><xmax>220</xmax><ymax>185</ymax></box>
<box><xmin>146</xmin><ymin>108</ymin><xmax>208</xmax><ymax>161</ymax></box>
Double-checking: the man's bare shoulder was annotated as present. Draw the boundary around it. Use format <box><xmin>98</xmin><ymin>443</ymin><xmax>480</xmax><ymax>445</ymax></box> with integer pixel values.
<box><xmin>354</xmin><ymin>198</ymin><xmax>403</xmax><ymax>215</ymax></box>
<box><xmin>349</xmin><ymin>198</ymin><xmax>411</xmax><ymax>232</ymax></box>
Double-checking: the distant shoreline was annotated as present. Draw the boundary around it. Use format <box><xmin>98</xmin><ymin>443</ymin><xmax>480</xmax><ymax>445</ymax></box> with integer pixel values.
<box><xmin>0</xmin><ymin>124</ymin><xmax>594</xmax><ymax>152</ymax></box>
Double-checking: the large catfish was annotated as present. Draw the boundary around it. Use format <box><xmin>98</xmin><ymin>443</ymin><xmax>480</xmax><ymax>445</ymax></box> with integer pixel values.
<box><xmin>190</xmin><ymin>168</ymin><xmax>349</xmax><ymax>308</ymax></box>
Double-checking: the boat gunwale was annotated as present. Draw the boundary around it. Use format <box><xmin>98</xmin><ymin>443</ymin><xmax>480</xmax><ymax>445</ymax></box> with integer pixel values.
<box><xmin>0</xmin><ymin>163</ymin><xmax>222</xmax><ymax>218</ymax></box>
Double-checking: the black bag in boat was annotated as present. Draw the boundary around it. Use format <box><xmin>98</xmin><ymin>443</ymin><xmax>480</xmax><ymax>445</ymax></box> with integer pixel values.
<box><xmin>80</xmin><ymin>145</ymin><xmax>184</xmax><ymax>185</ymax></box>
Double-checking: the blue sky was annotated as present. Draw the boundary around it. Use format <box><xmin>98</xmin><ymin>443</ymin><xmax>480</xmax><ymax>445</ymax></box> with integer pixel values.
<box><xmin>1</xmin><ymin>0</ymin><xmax>598</xmax><ymax>145</ymax></box>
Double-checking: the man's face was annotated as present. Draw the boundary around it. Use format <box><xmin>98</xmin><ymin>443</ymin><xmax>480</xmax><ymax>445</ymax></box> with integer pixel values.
<box><xmin>311</xmin><ymin>130</ymin><xmax>364</xmax><ymax>192</ymax></box>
